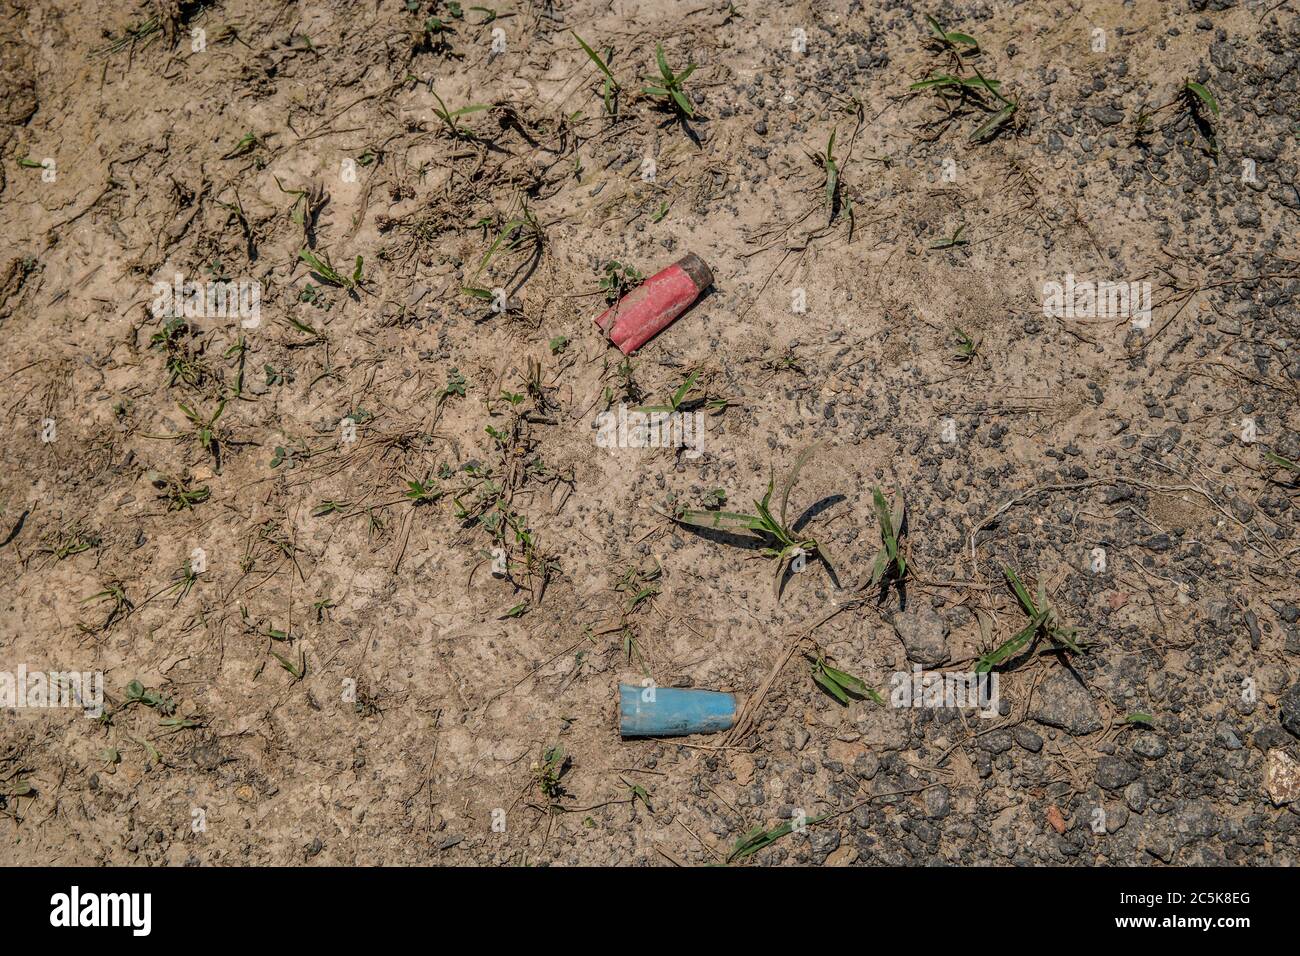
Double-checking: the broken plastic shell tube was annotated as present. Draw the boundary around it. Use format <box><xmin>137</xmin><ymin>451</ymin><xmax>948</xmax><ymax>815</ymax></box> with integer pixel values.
<box><xmin>594</xmin><ymin>253</ymin><xmax>713</xmax><ymax>355</ymax></box>
<box><xmin>619</xmin><ymin>683</ymin><xmax>737</xmax><ymax>737</ymax></box>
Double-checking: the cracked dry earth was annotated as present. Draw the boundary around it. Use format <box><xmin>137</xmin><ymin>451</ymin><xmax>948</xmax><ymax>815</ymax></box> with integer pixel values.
<box><xmin>1</xmin><ymin>0</ymin><xmax>1299</xmax><ymax>866</ymax></box>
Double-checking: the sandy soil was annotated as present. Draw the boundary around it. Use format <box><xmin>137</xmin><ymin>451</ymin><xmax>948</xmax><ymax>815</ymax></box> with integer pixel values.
<box><xmin>1</xmin><ymin>0</ymin><xmax>1298</xmax><ymax>865</ymax></box>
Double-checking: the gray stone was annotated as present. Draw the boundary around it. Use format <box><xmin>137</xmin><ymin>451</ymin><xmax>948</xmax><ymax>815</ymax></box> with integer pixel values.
<box><xmin>1088</xmin><ymin>104</ymin><xmax>1126</xmax><ymax>126</ymax></box>
<box><xmin>1234</xmin><ymin>204</ymin><xmax>1261</xmax><ymax>228</ymax></box>
<box><xmin>1031</xmin><ymin>671</ymin><xmax>1102</xmax><ymax>736</ymax></box>
<box><xmin>1217</xmin><ymin>725</ymin><xmax>1243</xmax><ymax>750</ymax></box>
<box><xmin>1131</xmin><ymin>734</ymin><xmax>1167</xmax><ymax>759</ymax></box>
<box><xmin>192</xmin><ymin>740</ymin><xmax>225</xmax><ymax>772</ymax></box>
<box><xmin>923</xmin><ymin>785</ymin><xmax>951</xmax><ymax>819</ymax></box>
<box><xmin>1013</xmin><ymin>726</ymin><xmax>1043</xmax><ymax>752</ymax></box>
<box><xmin>892</xmin><ymin>604</ymin><xmax>950</xmax><ymax>666</ymax></box>
<box><xmin>1097</xmin><ymin>756</ymin><xmax>1140</xmax><ymax>791</ymax></box>
<box><xmin>979</xmin><ymin>730</ymin><xmax>1013</xmax><ymax>754</ymax></box>
<box><xmin>852</xmin><ymin>751</ymin><xmax>879</xmax><ymax>780</ymax></box>
<box><xmin>1125</xmin><ymin>781</ymin><xmax>1148</xmax><ymax>813</ymax></box>
<box><xmin>1280</xmin><ymin>681</ymin><xmax>1300</xmax><ymax>738</ymax></box>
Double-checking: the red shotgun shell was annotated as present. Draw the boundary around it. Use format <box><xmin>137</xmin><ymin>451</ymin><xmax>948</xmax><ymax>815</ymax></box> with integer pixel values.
<box><xmin>593</xmin><ymin>253</ymin><xmax>713</xmax><ymax>354</ymax></box>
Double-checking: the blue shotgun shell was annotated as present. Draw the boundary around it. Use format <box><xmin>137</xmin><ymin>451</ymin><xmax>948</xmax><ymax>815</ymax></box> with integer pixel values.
<box><xmin>619</xmin><ymin>684</ymin><xmax>738</xmax><ymax>737</ymax></box>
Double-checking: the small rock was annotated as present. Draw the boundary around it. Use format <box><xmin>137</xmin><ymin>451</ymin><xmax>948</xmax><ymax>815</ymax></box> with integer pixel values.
<box><xmin>892</xmin><ymin>604</ymin><xmax>950</xmax><ymax>666</ymax></box>
<box><xmin>1264</xmin><ymin>750</ymin><xmax>1300</xmax><ymax>805</ymax></box>
<box><xmin>1125</xmin><ymin>781</ymin><xmax>1148</xmax><ymax>813</ymax></box>
<box><xmin>979</xmin><ymin>729</ymin><xmax>1013</xmax><ymax>754</ymax></box>
<box><xmin>1088</xmin><ymin>104</ymin><xmax>1126</xmax><ymax>126</ymax></box>
<box><xmin>852</xmin><ymin>751</ymin><xmax>880</xmax><ymax>780</ymax></box>
<box><xmin>1013</xmin><ymin>726</ymin><xmax>1043</xmax><ymax>753</ymax></box>
<box><xmin>1217</xmin><ymin>725</ymin><xmax>1243</xmax><ymax>750</ymax></box>
<box><xmin>1096</xmin><ymin>756</ymin><xmax>1140</xmax><ymax>791</ymax></box>
<box><xmin>1279</xmin><ymin>682</ymin><xmax>1300</xmax><ymax>738</ymax></box>
<box><xmin>923</xmin><ymin>785</ymin><xmax>951</xmax><ymax>819</ymax></box>
<box><xmin>1031</xmin><ymin>671</ymin><xmax>1102</xmax><ymax>736</ymax></box>
<box><xmin>827</xmin><ymin>739</ymin><xmax>867</xmax><ymax>765</ymax></box>
<box><xmin>824</xmin><ymin>844</ymin><xmax>856</xmax><ymax>866</ymax></box>
<box><xmin>810</xmin><ymin>827</ymin><xmax>841</xmax><ymax>864</ymax></box>
<box><xmin>1131</xmin><ymin>734</ymin><xmax>1167</xmax><ymax>759</ymax></box>
<box><xmin>192</xmin><ymin>740</ymin><xmax>224</xmax><ymax>772</ymax></box>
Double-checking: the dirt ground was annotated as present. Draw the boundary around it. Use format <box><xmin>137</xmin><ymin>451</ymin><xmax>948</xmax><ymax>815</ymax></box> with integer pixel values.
<box><xmin>1</xmin><ymin>0</ymin><xmax>1298</xmax><ymax>866</ymax></box>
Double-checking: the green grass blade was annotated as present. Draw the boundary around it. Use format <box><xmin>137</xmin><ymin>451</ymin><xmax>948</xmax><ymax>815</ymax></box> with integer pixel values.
<box><xmin>778</xmin><ymin>444</ymin><xmax>818</xmax><ymax>526</ymax></box>
<box><xmin>969</xmin><ymin>102</ymin><xmax>1016</xmax><ymax>143</ymax></box>
<box><xmin>975</xmin><ymin>619</ymin><xmax>1039</xmax><ymax>673</ymax></box>
<box><xmin>821</xmin><ymin>663</ymin><xmax>867</xmax><ymax>697</ymax></box>
<box><xmin>1184</xmin><ymin>81</ymin><xmax>1218</xmax><ymax>116</ymax></box>
<box><xmin>872</xmin><ymin>487</ymin><xmax>897</xmax><ymax>547</ymax></box>
<box><xmin>673</xmin><ymin>509</ymin><xmax>765</xmax><ymax>533</ymax></box>
<box><xmin>572</xmin><ymin>31</ymin><xmax>618</xmax><ymax>85</ymax></box>
<box><xmin>670</xmin><ymin>370</ymin><xmax>699</xmax><ymax>410</ymax></box>
<box><xmin>813</xmin><ymin>669</ymin><xmax>850</xmax><ymax>704</ymax></box>
<box><xmin>655</xmin><ymin>43</ymin><xmax>673</xmax><ymax>82</ymax></box>
<box><xmin>910</xmin><ymin>74</ymin><xmax>960</xmax><ymax>90</ymax></box>
<box><xmin>1004</xmin><ymin>566</ymin><xmax>1036</xmax><ymax>615</ymax></box>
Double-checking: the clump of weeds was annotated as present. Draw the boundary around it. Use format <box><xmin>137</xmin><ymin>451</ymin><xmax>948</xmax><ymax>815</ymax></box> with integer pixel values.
<box><xmin>146</xmin><ymin>471</ymin><xmax>211</xmax><ymax>511</ymax></box>
<box><xmin>614</xmin><ymin>560</ymin><xmax>662</xmax><ymax>616</ymax></box>
<box><xmin>928</xmin><ymin>224</ymin><xmax>969</xmax><ymax>251</ymax></box>
<box><xmin>910</xmin><ymin>18</ymin><xmax>1016</xmax><ymax>146</ymax></box>
<box><xmin>430</xmin><ymin>88</ymin><xmax>491</xmax><ymax>141</ymax></box>
<box><xmin>463</xmin><ymin>204</ymin><xmax>547</xmax><ymax>306</ymax></box>
<box><xmin>140</xmin><ymin>401</ymin><xmax>228</xmax><ymax>469</ymax></box>
<box><xmin>668</xmin><ymin>445</ymin><xmax>840</xmax><ymax>599</ymax></box>
<box><xmin>635</xmin><ymin>369</ymin><xmax>701</xmax><ymax>415</ymax></box>
<box><xmin>806</xmin><ymin>652</ymin><xmax>882</xmax><ymax>706</ymax></box>
<box><xmin>80</xmin><ymin>581</ymin><xmax>133</xmax><ymax>633</ymax></box>
<box><xmin>37</xmin><ymin>522</ymin><xmax>100</xmax><ymax>563</ymax></box>
<box><xmin>805</xmin><ymin>128</ymin><xmax>847</xmax><ymax>227</ymax></box>
<box><xmin>299</xmin><ymin>248</ymin><xmax>365</xmax><ymax>292</ymax></box>
<box><xmin>642</xmin><ymin>43</ymin><xmax>697</xmax><ymax>120</ymax></box>
<box><xmin>598</xmin><ymin>259</ymin><xmax>644</xmax><ymax>304</ymax></box>
<box><xmin>178</xmin><ymin>399</ymin><xmax>226</xmax><ymax>465</ymax></box>
<box><xmin>1265</xmin><ymin>449</ymin><xmax>1299</xmax><ymax>485</ymax></box>
<box><xmin>868</xmin><ymin>487</ymin><xmax>908</xmax><ymax>594</ymax></box>
<box><xmin>729</xmin><ymin>812</ymin><xmax>828</xmax><ymax>863</ymax></box>
<box><xmin>923</xmin><ymin>14</ymin><xmax>980</xmax><ymax>67</ymax></box>
<box><xmin>951</xmin><ymin>327</ymin><xmax>979</xmax><ymax>362</ymax></box>
<box><xmin>274</xmin><ymin>177</ymin><xmax>328</xmax><ymax>247</ymax></box>
<box><xmin>532</xmin><ymin>745</ymin><xmax>570</xmax><ymax>809</ymax></box>
<box><xmin>149</xmin><ymin>317</ymin><xmax>208</xmax><ymax>388</ymax></box>
<box><xmin>976</xmin><ymin>567</ymin><xmax>1084</xmax><ymax>673</ymax></box>
<box><xmin>452</xmin><ymin>408</ymin><xmax>563</xmax><ymax>605</ymax></box>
